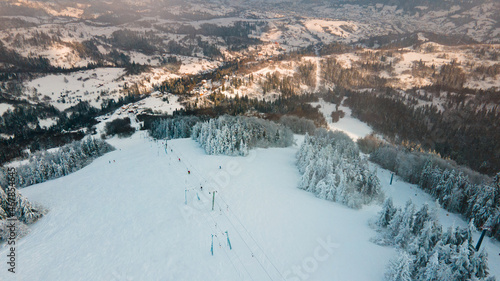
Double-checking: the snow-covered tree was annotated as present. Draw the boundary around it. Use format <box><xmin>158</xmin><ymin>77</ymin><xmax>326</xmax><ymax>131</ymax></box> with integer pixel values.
<box><xmin>385</xmin><ymin>251</ymin><xmax>412</xmax><ymax>281</ymax></box>
<box><xmin>192</xmin><ymin>115</ymin><xmax>293</xmax><ymax>156</ymax></box>
<box><xmin>377</xmin><ymin>198</ymin><xmax>397</xmax><ymax>228</ymax></box>
<box><xmin>0</xmin><ymin>137</ymin><xmax>114</xmax><ymax>188</ymax></box>
<box><xmin>0</xmin><ymin>186</ymin><xmax>43</xmax><ymax>242</ymax></box>
<box><xmin>296</xmin><ymin>130</ymin><xmax>383</xmax><ymax>209</ymax></box>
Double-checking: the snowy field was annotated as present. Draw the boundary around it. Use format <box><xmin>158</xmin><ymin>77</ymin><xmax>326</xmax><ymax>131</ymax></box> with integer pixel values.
<box><xmin>1</xmin><ymin>106</ymin><xmax>500</xmax><ymax>280</ymax></box>
<box><xmin>25</xmin><ymin>68</ymin><xmax>126</xmax><ymax>111</ymax></box>
<box><xmin>0</xmin><ymin>133</ymin><xmax>394</xmax><ymax>280</ymax></box>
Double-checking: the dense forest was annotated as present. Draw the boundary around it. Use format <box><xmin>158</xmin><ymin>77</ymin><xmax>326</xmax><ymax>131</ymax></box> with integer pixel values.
<box><xmin>368</xmin><ymin>143</ymin><xmax>500</xmax><ymax>242</ymax></box>
<box><xmin>342</xmin><ymin>88</ymin><xmax>500</xmax><ymax>175</ymax></box>
<box><xmin>149</xmin><ymin>116</ymin><xmax>201</xmax><ymax>140</ymax></box>
<box><xmin>186</xmin><ymin>93</ymin><xmax>327</xmax><ymax>127</ymax></box>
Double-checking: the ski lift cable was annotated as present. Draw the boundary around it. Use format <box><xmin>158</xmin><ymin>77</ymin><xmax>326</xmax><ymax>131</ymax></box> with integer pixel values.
<box><xmin>169</xmin><ymin>144</ymin><xmax>274</xmax><ymax>281</ymax></box>
<box><xmin>205</xmin><ymin>201</ymin><xmax>257</xmax><ymax>281</ymax></box>
<box><xmin>206</xmin><ymin>213</ymin><xmax>248</xmax><ymax>281</ymax></box>
<box><xmin>194</xmin><ymin>179</ymin><xmax>256</xmax><ymax>281</ymax></box>
<box><xmin>163</xmin><ymin>143</ymin><xmax>255</xmax><ymax>281</ymax></box>
<box><xmin>211</xmin><ymin>191</ymin><xmax>286</xmax><ymax>281</ymax></box>
<box><xmin>173</xmin><ymin>145</ymin><xmax>285</xmax><ymax>281</ymax></box>
<box><xmin>216</xmin><ymin>194</ymin><xmax>287</xmax><ymax>281</ymax></box>
<box><xmin>157</xmin><ymin>141</ymin><xmax>245</xmax><ymax>279</ymax></box>
<box><xmin>174</xmin><ymin>159</ymin><xmax>263</xmax><ymax>281</ymax></box>
<box><xmin>174</xmin><ymin>153</ymin><xmax>281</xmax><ymax>281</ymax></box>
<box><xmin>212</xmin><ymin>199</ymin><xmax>276</xmax><ymax>281</ymax></box>
<box><xmin>207</xmin><ymin>190</ymin><xmax>275</xmax><ymax>281</ymax></box>
<box><xmin>172</xmin><ymin>146</ymin><xmax>281</xmax><ymax>281</ymax></box>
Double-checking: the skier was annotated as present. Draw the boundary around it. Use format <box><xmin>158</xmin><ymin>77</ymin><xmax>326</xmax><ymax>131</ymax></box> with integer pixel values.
<box><xmin>200</xmin><ymin>186</ymin><xmax>203</xmax><ymax>191</ymax></box>
<box><xmin>219</xmin><ymin>165</ymin><xmax>221</xmax><ymax>169</ymax></box>
<box><xmin>179</xmin><ymin>158</ymin><xmax>181</xmax><ymax>162</ymax></box>
<box><xmin>188</xmin><ymin>170</ymin><xmax>191</xmax><ymax>174</ymax></box>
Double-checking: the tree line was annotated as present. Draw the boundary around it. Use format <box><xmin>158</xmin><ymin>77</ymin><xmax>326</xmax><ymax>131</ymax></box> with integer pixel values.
<box><xmin>344</xmin><ymin>88</ymin><xmax>500</xmax><ymax>175</ymax></box>
<box><xmin>0</xmin><ymin>137</ymin><xmax>114</xmax><ymax>189</ymax></box>
<box><xmin>0</xmin><ymin>186</ymin><xmax>43</xmax><ymax>242</ymax></box>
<box><xmin>192</xmin><ymin>115</ymin><xmax>293</xmax><ymax>156</ymax></box>
<box><xmin>0</xmin><ymin>94</ymin><xmax>141</xmax><ymax>166</ymax></box>
<box><xmin>369</xmin><ymin>144</ymin><xmax>500</xmax><ymax>242</ymax></box>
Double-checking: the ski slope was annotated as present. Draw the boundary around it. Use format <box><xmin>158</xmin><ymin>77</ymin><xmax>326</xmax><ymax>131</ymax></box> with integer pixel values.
<box><xmin>310</xmin><ymin>98</ymin><xmax>373</xmax><ymax>141</ymax></box>
<box><xmin>0</xmin><ymin>133</ymin><xmax>393</xmax><ymax>281</ymax></box>
<box><xmin>1</xmin><ymin>112</ymin><xmax>499</xmax><ymax>280</ymax></box>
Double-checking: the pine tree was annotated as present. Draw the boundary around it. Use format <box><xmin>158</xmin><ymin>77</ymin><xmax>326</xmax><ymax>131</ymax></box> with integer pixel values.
<box><xmin>386</xmin><ymin>251</ymin><xmax>412</xmax><ymax>281</ymax></box>
<box><xmin>395</xmin><ymin>201</ymin><xmax>415</xmax><ymax>248</ymax></box>
<box><xmin>452</xmin><ymin>241</ymin><xmax>472</xmax><ymax>280</ymax></box>
<box><xmin>471</xmin><ymin>249</ymin><xmax>489</xmax><ymax>278</ymax></box>
<box><xmin>423</xmin><ymin>251</ymin><xmax>440</xmax><ymax>281</ymax></box>
<box><xmin>377</xmin><ymin>198</ymin><xmax>397</xmax><ymax>228</ymax></box>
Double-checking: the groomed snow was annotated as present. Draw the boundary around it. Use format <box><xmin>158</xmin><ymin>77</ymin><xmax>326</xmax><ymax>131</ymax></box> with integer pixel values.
<box><xmin>1</xmin><ymin>98</ymin><xmax>499</xmax><ymax>280</ymax></box>
<box><xmin>0</xmin><ymin>133</ymin><xmax>394</xmax><ymax>280</ymax></box>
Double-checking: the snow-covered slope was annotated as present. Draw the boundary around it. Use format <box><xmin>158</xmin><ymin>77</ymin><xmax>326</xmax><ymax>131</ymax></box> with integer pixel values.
<box><xmin>0</xmin><ymin>133</ymin><xmax>394</xmax><ymax>280</ymax></box>
<box><xmin>1</xmin><ymin>123</ymin><xmax>500</xmax><ymax>279</ymax></box>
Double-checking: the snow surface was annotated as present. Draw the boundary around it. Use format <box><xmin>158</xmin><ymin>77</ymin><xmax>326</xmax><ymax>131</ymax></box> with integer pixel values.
<box><xmin>0</xmin><ymin>133</ymin><xmax>393</xmax><ymax>281</ymax></box>
<box><xmin>38</xmin><ymin>117</ymin><xmax>57</xmax><ymax>129</ymax></box>
<box><xmin>25</xmin><ymin>68</ymin><xmax>126</xmax><ymax>111</ymax></box>
<box><xmin>311</xmin><ymin>98</ymin><xmax>373</xmax><ymax>140</ymax></box>
<box><xmin>178</xmin><ymin>56</ymin><xmax>222</xmax><ymax>75</ymax></box>
<box><xmin>1</xmin><ymin>93</ymin><xmax>499</xmax><ymax>280</ymax></box>
<box><xmin>0</xmin><ymin>103</ymin><xmax>13</xmax><ymax>115</ymax></box>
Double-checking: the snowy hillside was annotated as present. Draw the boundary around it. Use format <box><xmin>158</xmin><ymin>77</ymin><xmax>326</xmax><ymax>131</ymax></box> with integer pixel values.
<box><xmin>0</xmin><ymin>133</ymin><xmax>393</xmax><ymax>280</ymax></box>
<box><xmin>1</xmin><ymin>0</ymin><xmax>499</xmax><ymax>279</ymax></box>
<box><xmin>1</xmin><ymin>128</ymin><xmax>499</xmax><ymax>280</ymax></box>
